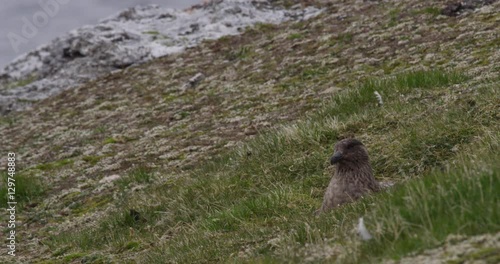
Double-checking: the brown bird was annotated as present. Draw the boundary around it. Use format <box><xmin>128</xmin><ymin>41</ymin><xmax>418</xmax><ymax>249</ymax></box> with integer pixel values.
<box><xmin>317</xmin><ymin>138</ymin><xmax>380</xmax><ymax>214</ymax></box>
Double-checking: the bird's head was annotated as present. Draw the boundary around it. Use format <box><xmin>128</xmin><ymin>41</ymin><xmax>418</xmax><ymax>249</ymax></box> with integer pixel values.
<box><xmin>330</xmin><ymin>138</ymin><xmax>369</xmax><ymax>166</ymax></box>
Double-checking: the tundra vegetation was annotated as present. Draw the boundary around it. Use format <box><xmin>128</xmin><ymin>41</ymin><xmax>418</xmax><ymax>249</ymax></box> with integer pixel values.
<box><xmin>0</xmin><ymin>0</ymin><xmax>499</xmax><ymax>263</ymax></box>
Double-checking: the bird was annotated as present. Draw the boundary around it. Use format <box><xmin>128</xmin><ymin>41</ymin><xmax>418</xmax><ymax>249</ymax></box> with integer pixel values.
<box><xmin>316</xmin><ymin>138</ymin><xmax>380</xmax><ymax>214</ymax></box>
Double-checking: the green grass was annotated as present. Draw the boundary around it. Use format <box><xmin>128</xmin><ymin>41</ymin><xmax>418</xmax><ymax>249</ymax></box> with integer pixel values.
<box><xmin>0</xmin><ymin>116</ymin><xmax>17</xmax><ymax>127</ymax></box>
<box><xmin>46</xmin><ymin>70</ymin><xmax>500</xmax><ymax>262</ymax></box>
<box><xmin>103</xmin><ymin>137</ymin><xmax>118</xmax><ymax>144</ymax></box>
<box><xmin>335</xmin><ymin>33</ymin><xmax>353</xmax><ymax>44</ymax></box>
<box><xmin>5</xmin><ymin>74</ymin><xmax>37</xmax><ymax>89</ymax></box>
<box><xmin>70</xmin><ymin>195</ymin><xmax>112</xmax><ymax>216</ymax></box>
<box><xmin>288</xmin><ymin>33</ymin><xmax>304</xmax><ymax>40</ymax></box>
<box><xmin>34</xmin><ymin>158</ymin><xmax>73</xmax><ymax>171</ymax></box>
<box><xmin>387</xmin><ymin>8</ymin><xmax>401</xmax><ymax>27</ymax></box>
<box><xmin>82</xmin><ymin>155</ymin><xmax>104</xmax><ymax>165</ymax></box>
<box><xmin>354</xmin><ymin>154</ymin><xmax>499</xmax><ymax>262</ymax></box>
<box><xmin>0</xmin><ymin>171</ymin><xmax>45</xmax><ymax>208</ymax></box>
<box><xmin>63</xmin><ymin>252</ymin><xmax>86</xmax><ymax>262</ymax></box>
<box><xmin>116</xmin><ymin>167</ymin><xmax>154</xmax><ymax>190</ymax></box>
<box><xmin>323</xmin><ymin>69</ymin><xmax>469</xmax><ymax>118</ymax></box>
<box><xmin>413</xmin><ymin>6</ymin><xmax>441</xmax><ymax>16</ymax></box>
<box><xmin>227</xmin><ymin>45</ymin><xmax>255</xmax><ymax>60</ymax></box>
<box><xmin>253</xmin><ymin>23</ymin><xmax>278</xmax><ymax>33</ymax></box>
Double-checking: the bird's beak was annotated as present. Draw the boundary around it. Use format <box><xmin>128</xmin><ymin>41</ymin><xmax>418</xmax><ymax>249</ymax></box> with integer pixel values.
<box><xmin>330</xmin><ymin>152</ymin><xmax>343</xmax><ymax>165</ymax></box>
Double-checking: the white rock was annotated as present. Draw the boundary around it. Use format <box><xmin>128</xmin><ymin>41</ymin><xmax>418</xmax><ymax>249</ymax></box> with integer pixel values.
<box><xmin>0</xmin><ymin>1</ymin><xmax>323</xmax><ymax>114</ymax></box>
<box><xmin>99</xmin><ymin>174</ymin><xmax>121</xmax><ymax>183</ymax></box>
<box><xmin>358</xmin><ymin>217</ymin><xmax>373</xmax><ymax>241</ymax></box>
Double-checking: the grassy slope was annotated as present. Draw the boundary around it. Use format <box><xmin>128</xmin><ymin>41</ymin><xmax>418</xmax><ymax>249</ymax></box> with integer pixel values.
<box><xmin>0</xmin><ymin>0</ymin><xmax>499</xmax><ymax>263</ymax></box>
<box><xmin>50</xmin><ymin>70</ymin><xmax>500</xmax><ymax>263</ymax></box>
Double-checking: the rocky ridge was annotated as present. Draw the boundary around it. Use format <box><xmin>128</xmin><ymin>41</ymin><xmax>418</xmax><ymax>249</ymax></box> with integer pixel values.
<box><xmin>0</xmin><ymin>0</ymin><xmax>321</xmax><ymax>115</ymax></box>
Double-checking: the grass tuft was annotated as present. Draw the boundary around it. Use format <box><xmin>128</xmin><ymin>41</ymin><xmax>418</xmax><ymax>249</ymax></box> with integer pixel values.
<box><xmin>0</xmin><ymin>172</ymin><xmax>45</xmax><ymax>207</ymax></box>
<box><xmin>116</xmin><ymin>167</ymin><xmax>154</xmax><ymax>190</ymax></box>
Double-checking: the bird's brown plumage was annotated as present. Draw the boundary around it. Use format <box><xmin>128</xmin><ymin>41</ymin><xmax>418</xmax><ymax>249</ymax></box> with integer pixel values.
<box><xmin>317</xmin><ymin>138</ymin><xmax>380</xmax><ymax>214</ymax></box>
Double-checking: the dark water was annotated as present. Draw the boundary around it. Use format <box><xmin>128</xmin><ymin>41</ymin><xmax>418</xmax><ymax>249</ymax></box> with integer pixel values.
<box><xmin>0</xmin><ymin>0</ymin><xmax>201</xmax><ymax>69</ymax></box>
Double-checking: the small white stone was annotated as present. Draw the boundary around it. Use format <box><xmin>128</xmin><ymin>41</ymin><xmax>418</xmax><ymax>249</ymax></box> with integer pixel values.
<box><xmin>99</xmin><ymin>174</ymin><xmax>121</xmax><ymax>184</ymax></box>
<box><xmin>358</xmin><ymin>217</ymin><xmax>373</xmax><ymax>241</ymax></box>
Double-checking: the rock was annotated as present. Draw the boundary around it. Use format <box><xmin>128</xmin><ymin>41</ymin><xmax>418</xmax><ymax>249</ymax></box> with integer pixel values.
<box><xmin>244</xmin><ymin>125</ymin><xmax>258</xmax><ymax>135</ymax></box>
<box><xmin>99</xmin><ymin>174</ymin><xmax>121</xmax><ymax>184</ymax></box>
<box><xmin>441</xmin><ymin>0</ymin><xmax>498</xmax><ymax>16</ymax></box>
<box><xmin>320</xmin><ymin>87</ymin><xmax>341</xmax><ymax>95</ymax></box>
<box><xmin>181</xmin><ymin>72</ymin><xmax>205</xmax><ymax>92</ymax></box>
<box><xmin>0</xmin><ymin>1</ymin><xmax>323</xmax><ymax>115</ymax></box>
<box><xmin>357</xmin><ymin>217</ymin><xmax>373</xmax><ymax>241</ymax></box>
<box><xmin>424</xmin><ymin>53</ymin><xmax>436</xmax><ymax>61</ymax></box>
<box><xmin>379</xmin><ymin>181</ymin><xmax>395</xmax><ymax>189</ymax></box>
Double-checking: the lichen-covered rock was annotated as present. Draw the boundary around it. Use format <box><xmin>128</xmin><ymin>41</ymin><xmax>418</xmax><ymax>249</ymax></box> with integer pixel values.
<box><xmin>0</xmin><ymin>1</ymin><xmax>322</xmax><ymax>115</ymax></box>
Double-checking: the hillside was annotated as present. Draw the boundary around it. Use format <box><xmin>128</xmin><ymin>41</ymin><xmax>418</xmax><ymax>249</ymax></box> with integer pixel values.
<box><xmin>0</xmin><ymin>0</ymin><xmax>499</xmax><ymax>263</ymax></box>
